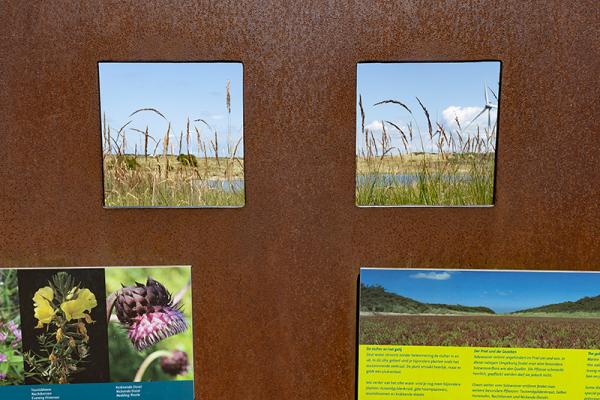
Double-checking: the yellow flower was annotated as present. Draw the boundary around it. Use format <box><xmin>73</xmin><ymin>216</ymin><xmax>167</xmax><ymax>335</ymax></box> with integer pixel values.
<box><xmin>33</xmin><ymin>286</ymin><xmax>56</xmax><ymax>328</ymax></box>
<box><xmin>60</xmin><ymin>288</ymin><xmax>97</xmax><ymax>323</ymax></box>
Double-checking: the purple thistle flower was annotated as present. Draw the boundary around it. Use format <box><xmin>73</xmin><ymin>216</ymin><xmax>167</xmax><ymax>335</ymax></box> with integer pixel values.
<box><xmin>114</xmin><ymin>278</ymin><xmax>187</xmax><ymax>351</ymax></box>
<box><xmin>0</xmin><ymin>373</ymin><xmax>6</xmax><ymax>380</ymax></box>
<box><xmin>0</xmin><ymin>331</ymin><xmax>7</xmax><ymax>342</ymax></box>
<box><xmin>0</xmin><ymin>353</ymin><xmax>7</xmax><ymax>363</ymax></box>
<box><xmin>160</xmin><ymin>350</ymin><xmax>189</xmax><ymax>376</ymax></box>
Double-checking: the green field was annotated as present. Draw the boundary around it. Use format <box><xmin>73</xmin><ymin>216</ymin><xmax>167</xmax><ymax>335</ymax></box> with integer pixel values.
<box><xmin>360</xmin><ymin>283</ymin><xmax>600</xmax><ymax>349</ymax></box>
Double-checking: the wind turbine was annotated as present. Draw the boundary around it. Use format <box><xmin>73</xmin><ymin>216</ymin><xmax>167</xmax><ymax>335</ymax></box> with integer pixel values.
<box><xmin>464</xmin><ymin>83</ymin><xmax>498</xmax><ymax>132</ymax></box>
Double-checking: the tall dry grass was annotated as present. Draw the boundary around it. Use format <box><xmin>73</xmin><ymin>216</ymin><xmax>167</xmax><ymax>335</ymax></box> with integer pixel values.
<box><xmin>102</xmin><ymin>81</ymin><xmax>244</xmax><ymax>207</ymax></box>
<box><xmin>356</xmin><ymin>95</ymin><xmax>496</xmax><ymax>206</ymax></box>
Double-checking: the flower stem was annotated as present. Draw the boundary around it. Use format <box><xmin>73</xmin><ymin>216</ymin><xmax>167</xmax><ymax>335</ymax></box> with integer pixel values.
<box><xmin>106</xmin><ymin>292</ymin><xmax>117</xmax><ymax>322</ymax></box>
<box><xmin>133</xmin><ymin>350</ymin><xmax>172</xmax><ymax>382</ymax></box>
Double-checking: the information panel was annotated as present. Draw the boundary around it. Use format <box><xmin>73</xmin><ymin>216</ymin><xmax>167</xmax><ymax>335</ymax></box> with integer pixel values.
<box><xmin>0</xmin><ymin>266</ymin><xmax>193</xmax><ymax>400</ymax></box>
<box><xmin>358</xmin><ymin>268</ymin><xmax>600</xmax><ymax>400</ymax></box>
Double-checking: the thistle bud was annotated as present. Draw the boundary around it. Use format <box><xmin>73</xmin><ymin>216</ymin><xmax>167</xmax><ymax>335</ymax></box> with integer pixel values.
<box><xmin>160</xmin><ymin>350</ymin><xmax>189</xmax><ymax>376</ymax></box>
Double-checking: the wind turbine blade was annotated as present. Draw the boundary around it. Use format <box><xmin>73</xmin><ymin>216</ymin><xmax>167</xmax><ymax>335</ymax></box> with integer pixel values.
<box><xmin>488</xmin><ymin>86</ymin><xmax>498</xmax><ymax>101</ymax></box>
<box><xmin>464</xmin><ymin>107</ymin><xmax>487</xmax><ymax>130</ymax></box>
<box><xmin>484</xmin><ymin>82</ymin><xmax>489</xmax><ymax>105</ymax></box>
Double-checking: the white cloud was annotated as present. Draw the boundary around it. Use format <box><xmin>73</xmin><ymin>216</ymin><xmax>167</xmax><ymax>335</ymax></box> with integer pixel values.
<box><xmin>410</xmin><ymin>271</ymin><xmax>451</xmax><ymax>281</ymax></box>
<box><xmin>442</xmin><ymin>106</ymin><xmax>483</xmax><ymax>127</ymax></box>
<box><xmin>496</xmin><ymin>290</ymin><xmax>513</xmax><ymax>296</ymax></box>
<box><xmin>365</xmin><ymin>120</ymin><xmax>384</xmax><ymax>132</ymax></box>
<box><xmin>442</xmin><ymin>105</ymin><xmax>497</xmax><ymax>130</ymax></box>
<box><xmin>364</xmin><ymin>120</ymin><xmax>407</xmax><ymax>134</ymax></box>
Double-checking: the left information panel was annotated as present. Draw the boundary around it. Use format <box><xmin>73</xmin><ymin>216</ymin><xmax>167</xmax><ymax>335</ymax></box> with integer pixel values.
<box><xmin>0</xmin><ymin>266</ymin><xmax>194</xmax><ymax>400</ymax></box>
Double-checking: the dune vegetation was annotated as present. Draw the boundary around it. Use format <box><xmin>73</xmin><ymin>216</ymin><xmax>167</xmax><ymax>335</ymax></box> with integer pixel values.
<box><xmin>102</xmin><ymin>81</ymin><xmax>244</xmax><ymax>207</ymax></box>
<box><xmin>356</xmin><ymin>95</ymin><xmax>496</xmax><ymax>206</ymax></box>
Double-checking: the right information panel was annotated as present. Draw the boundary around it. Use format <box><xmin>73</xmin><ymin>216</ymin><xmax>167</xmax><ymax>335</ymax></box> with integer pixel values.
<box><xmin>358</xmin><ymin>268</ymin><xmax>600</xmax><ymax>400</ymax></box>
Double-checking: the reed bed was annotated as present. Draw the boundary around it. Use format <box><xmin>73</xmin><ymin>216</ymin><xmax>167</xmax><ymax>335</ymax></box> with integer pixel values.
<box><xmin>102</xmin><ymin>82</ymin><xmax>244</xmax><ymax>207</ymax></box>
<box><xmin>356</xmin><ymin>95</ymin><xmax>496</xmax><ymax>206</ymax></box>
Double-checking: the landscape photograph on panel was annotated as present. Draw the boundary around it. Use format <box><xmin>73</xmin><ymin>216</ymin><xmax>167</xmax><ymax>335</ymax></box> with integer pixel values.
<box><xmin>99</xmin><ymin>62</ymin><xmax>244</xmax><ymax>207</ymax></box>
<box><xmin>358</xmin><ymin>268</ymin><xmax>600</xmax><ymax>400</ymax></box>
<box><xmin>360</xmin><ymin>268</ymin><xmax>600</xmax><ymax>349</ymax></box>
<box><xmin>0</xmin><ymin>266</ymin><xmax>193</xmax><ymax>400</ymax></box>
<box><xmin>356</xmin><ymin>61</ymin><xmax>501</xmax><ymax>206</ymax></box>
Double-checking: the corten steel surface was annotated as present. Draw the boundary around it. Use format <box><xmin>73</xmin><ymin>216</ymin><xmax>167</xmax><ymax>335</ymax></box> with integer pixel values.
<box><xmin>1</xmin><ymin>1</ymin><xmax>599</xmax><ymax>399</ymax></box>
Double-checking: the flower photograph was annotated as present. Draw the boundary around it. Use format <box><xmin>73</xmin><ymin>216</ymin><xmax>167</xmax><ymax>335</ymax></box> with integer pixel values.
<box><xmin>17</xmin><ymin>269</ymin><xmax>109</xmax><ymax>384</ymax></box>
<box><xmin>0</xmin><ymin>269</ymin><xmax>23</xmax><ymax>386</ymax></box>
<box><xmin>105</xmin><ymin>266</ymin><xmax>193</xmax><ymax>382</ymax></box>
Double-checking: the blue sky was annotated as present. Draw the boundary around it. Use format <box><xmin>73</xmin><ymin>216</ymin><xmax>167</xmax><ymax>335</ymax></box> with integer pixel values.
<box><xmin>361</xmin><ymin>269</ymin><xmax>600</xmax><ymax>313</ymax></box>
<box><xmin>356</xmin><ymin>61</ymin><xmax>501</xmax><ymax>154</ymax></box>
<box><xmin>99</xmin><ymin>62</ymin><xmax>243</xmax><ymax>157</ymax></box>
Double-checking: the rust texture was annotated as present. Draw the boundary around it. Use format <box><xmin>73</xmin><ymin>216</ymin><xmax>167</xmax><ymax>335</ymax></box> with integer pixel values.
<box><xmin>0</xmin><ymin>1</ymin><xmax>599</xmax><ymax>398</ymax></box>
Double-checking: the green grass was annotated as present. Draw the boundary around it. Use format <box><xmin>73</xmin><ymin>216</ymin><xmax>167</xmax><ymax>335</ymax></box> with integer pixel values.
<box><xmin>356</xmin><ymin>153</ymin><xmax>495</xmax><ymax>206</ymax></box>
